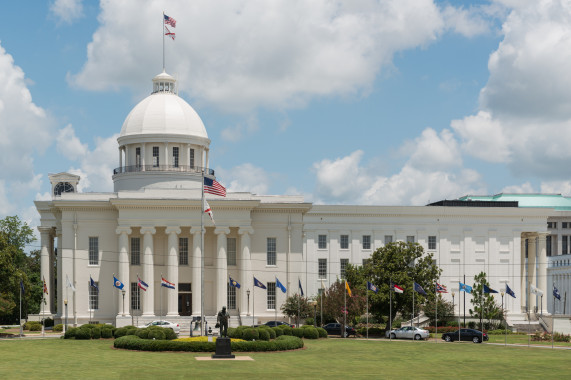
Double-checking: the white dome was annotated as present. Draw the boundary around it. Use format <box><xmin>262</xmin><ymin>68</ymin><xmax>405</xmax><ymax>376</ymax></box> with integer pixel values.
<box><xmin>119</xmin><ymin>72</ymin><xmax>208</xmax><ymax>139</ymax></box>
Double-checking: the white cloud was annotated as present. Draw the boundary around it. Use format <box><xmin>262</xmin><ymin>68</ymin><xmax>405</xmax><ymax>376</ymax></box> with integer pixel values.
<box><xmin>69</xmin><ymin>0</ymin><xmax>481</xmax><ymax>112</ymax></box>
<box><xmin>540</xmin><ymin>180</ymin><xmax>571</xmax><ymax>195</ymax></box>
<box><xmin>501</xmin><ymin>182</ymin><xmax>535</xmax><ymax>194</ymax></box>
<box><xmin>216</xmin><ymin>163</ymin><xmax>271</xmax><ymax>195</ymax></box>
<box><xmin>50</xmin><ymin>0</ymin><xmax>84</xmax><ymax>24</ymax></box>
<box><xmin>442</xmin><ymin>5</ymin><xmax>491</xmax><ymax>38</ymax></box>
<box><xmin>404</xmin><ymin>128</ymin><xmax>462</xmax><ymax>171</ymax></box>
<box><xmin>56</xmin><ymin>124</ymin><xmax>89</xmax><ymax>161</ymax></box>
<box><xmin>221</xmin><ymin>115</ymin><xmax>259</xmax><ymax>142</ymax></box>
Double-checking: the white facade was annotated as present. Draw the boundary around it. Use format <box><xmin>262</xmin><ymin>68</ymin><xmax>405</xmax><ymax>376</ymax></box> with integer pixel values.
<box><xmin>35</xmin><ymin>72</ymin><xmax>553</xmax><ymax>328</ymax></box>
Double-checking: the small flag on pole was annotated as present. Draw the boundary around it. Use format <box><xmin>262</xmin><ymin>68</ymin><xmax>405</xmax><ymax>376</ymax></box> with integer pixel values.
<box><xmin>164</xmin><ymin>14</ymin><xmax>176</xmax><ymax>27</ymax></box>
<box><xmin>459</xmin><ymin>282</ymin><xmax>472</xmax><ymax>293</ymax></box>
<box><xmin>229</xmin><ymin>277</ymin><xmax>241</xmax><ymax>288</ymax></box>
<box><xmin>530</xmin><ymin>284</ymin><xmax>543</xmax><ymax>296</ymax></box>
<box><xmin>299</xmin><ymin>278</ymin><xmax>304</xmax><ymax>296</ymax></box>
<box><xmin>393</xmin><ymin>284</ymin><xmax>404</xmax><ymax>293</ymax></box>
<box><xmin>345</xmin><ymin>280</ymin><xmax>352</xmax><ymax>297</ymax></box>
<box><xmin>254</xmin><ymin>277</ymin><xmax>266</xmax><ymax>289</ymax></box>
<box><xmin>204</xmin><ymin>177</ymin><xmax>227</xmax><ymax>197</ymax></box>
<box><xmin>20</xmin><ymin>280</ymin><xmax>25</xmax><ymax>295</ymax></box>
<box><xmin>204</xmin><ymin>199</ymin><xmax>215</xmax><ymax>224</ymax></box>
<box><xmin>554</xmin><ymin>286</ymin><xmax>561</xmax><ymax>300</ymax></box>
<box><xmin>483</xmin><ymin>284</ymin><xmax>498</xmax><ymax>294</ymax></box>
<box><xmin>66</xmin><ymin>275</ymin><xmax>76</xmax><ymax>292</ymax></box>
<box><xmin>90</xmin><ymin>276</ymin><xmax>99</xmax><ymax>292</ymax></box>
<box><xmin>276</xmin><ymin>277</ymin><xmax>287</xmax><ymax>293</ymax></box>
<box><xmin>506</xmin><ymin>284</ymin><xmax>516</xmax><ymax>298</ymax></box>
<box><xmin>367</xmin><ymin>281</ymin><xmax>379</xmax><ymax>293</ymax></box>
<box><xmin>138</xmin><ymin>276</ymin><xmax>149</xmax><ymax>291</ymax></box>
<box><xmin>414</xmin><ymin>282</ymin><xmax>427</xmax><ymax>296</ymax></box>
<box><xmin>113</xmin><ymin>276</ymin><xmax>125</xmax><ymax>290</ymax></box>
<box><xmin>436</xmin><ymin>283</ymin><xmax>447</xmax><ymax>293</ymax></box>
<box><xmin>161</xmin><ymin>277</ymin><xmax>175</xmax><ymax>289</ymax></box>
<box><xmin>43</xmin><ymin>277</ymin><xmax>48</xmax><ymax>295</ymax></box>
<box><xmin>164</xmin><ymin>25</ymin><xmax>176</xmax><ymax>40</ymax></box>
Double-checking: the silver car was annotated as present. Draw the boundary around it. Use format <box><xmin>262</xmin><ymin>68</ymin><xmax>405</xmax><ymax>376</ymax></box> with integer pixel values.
<box><xmin>385</xmin><ymin>326</ymin><xmax>429</xmax><ymax>340</ymax></box>
<box><xmin>138</xmin><ymin>320</ymin><xmax>180</xmax><ymax>334</ymax></box>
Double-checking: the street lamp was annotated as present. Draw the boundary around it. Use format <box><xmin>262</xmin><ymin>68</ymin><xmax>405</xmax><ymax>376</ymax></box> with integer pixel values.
<box><xmin>64</xmin><ymin>299</ymin><xmax>68</xmax><ymax>334</ymax></box>
<box><xmin>247</xmin><ymin>289</ymin><xmax>251</xmax><ymax>316</ymax></box>
<box><xmin>121</xmin><ymin>289</ymin><xmax>126</xmax><ymax>317</ymax></box>
<box><xmin>309</xmin><ymin>301</ymin><xmax>317</xmax><ymax>327</ymax></box>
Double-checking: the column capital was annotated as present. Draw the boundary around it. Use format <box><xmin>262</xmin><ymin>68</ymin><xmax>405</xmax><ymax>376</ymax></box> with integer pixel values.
<box><xmin>165</xmin><ymin>226</ymin><xmax>181</xmax><ymax>235</ymax></box>
<box><xmin>538</xmin><ymin>233</ymin><xmax>549</xmax><ymax>240</ymax></box>
<box><xmin>190</xmin><ymin>226</ymin><xmax>204</xmax><ymax>235</ymax></box>
<box><xmin>116</xmin><ymin>226</ymin><xmax>132</xmax><ymax>235</ymax></box>
<box><xmin>214</xmin><ymin>227</ymin><xmax>230</xmax><ymax>235</ymax></box>
<box><xmin>38</xmin><ymin>226</ymin><xmax>52</xmax><ymax>235</ymax></box>
<box><xmin>140</xmin><ymin>226</ymin><xmax>156</xmax><ymax>235</ymax></box>
<box><xmin>238</xmin><ymin>226</ymin><xmax>254</xmax><ymax>236</ymax></box>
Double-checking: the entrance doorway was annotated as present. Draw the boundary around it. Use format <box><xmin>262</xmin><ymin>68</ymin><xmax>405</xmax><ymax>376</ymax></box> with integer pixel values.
<box><xmin>178</xmin><ymin>283</ymin><xmax>192</xmax><ymax>316</ymax></box>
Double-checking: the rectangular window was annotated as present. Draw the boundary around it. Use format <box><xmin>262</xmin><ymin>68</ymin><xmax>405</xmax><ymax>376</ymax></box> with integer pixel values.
<box><xmin>227</xmin><ymin>283</ymin><xmax>236</xmax><ymax>310</ymax></box>
<box><xmin>89</xmin><ymin>237</ymin><xmax>99</xmax><ymax>265</ymax></box>
<box><xmin>362</xmin><ymin>235</ymin><xmax>371</xmax><ymax>250</ymax></box>
<box><xmin>318</xmin><ymin>258</ymin><xmax>327</xmax><ymax>279</ymax></box>
<box><xmin>189</xmin><ymin>148</ymin><xmax>195</xmax><ymax>168</ymax></box>
<box><xmin>563</xmin><ymin>236</ymin><xmax>568</xmax><ymax>255</ymax></box>
<box><xmin>267</xmin><ymin>282</ymin><xmax>276</xmax><ymax>310</ymax></box>
<box><xmin>130</xmin><ymin>237</ymin><xmax>140</xmax><ymax>266</ymax></box>
<box><xmin>135</xmin><ymin>147</ymin><xmax>141</xmax><ymax>168</ymax></box>
<box><xmin>179</xmin><ymin>237</ymin><xmax>189</xmax><ymax>266</ymax></box>
<box><xmin>428</xmin><ymin>236</ymin><xmax>437</xmax><ymax>250</ymax></box>
<box><xmin>152</xmin><ymin>146</ymin><xmax>159</xmax><ymax>167</ymax></box>
<box><xmin>340</xmin><ymin>235</ymin><xmax>349</xmax><ymax>249</ymax></box>
<box><xmin>131</xmin><ymin>282</ymin><xmax>140</xmax><ymax>310</ymax></box>
<box><xmin>553</xmin><ymin>222</ymin><xmax>558</xmax><ymax>229</ymax></box>
<box><xmin>267</xmin><ymin>237</ymin><xmax>276</xmax><ymax>266</ymax></box>
<box><xmin>406</xmin><ymin>236</ymin><xmax>415</xmax><ymax>243</ymax></box>
<box><xmin>173</xmin><ymin>147</ymin><xmax>179</xmax><ymax>167</ymax></box>
<box><xmin>362</xmin><ymin>258</ymin><xmax>371</xmax><ymax>267</ymax></box>
<box><xmin>547</xmin><ymin>235</ymin><xmax>552</xmax><ymax>257</ymax></box>
<box><xmin>318</xmin><ymin>234</ymin><xmax>327</xmax><ymax>249</ymax></box>
<box><xmin>340</xmin><ymin>258</ymin><xmax>349</xmax><ymax>279</ymax></box>
<box><xmin>385</xmin><ymin>235</ymin><xmax>393</xmax><ymax>244</ymax></box>
<box><xmin>227</xmin><ymin>238</ymin><xmax>237</xmax><ymax>266</ymax></box>
<box><xmin>89</xmin><ymin>282</ymin><xmax>99</xmax><ymax>310</ymax></box>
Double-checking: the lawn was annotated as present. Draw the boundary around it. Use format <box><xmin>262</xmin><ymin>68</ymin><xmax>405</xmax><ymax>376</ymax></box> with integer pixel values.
<box><xmin>0</xmin><ymin>338</ymin><xmax>569</xmax><ymax>379</ymax></box>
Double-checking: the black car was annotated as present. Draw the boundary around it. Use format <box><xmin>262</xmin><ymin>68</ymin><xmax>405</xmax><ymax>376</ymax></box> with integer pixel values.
<box><xmin>264</xmin><ymin>321</ymin><xmax>294</xmax><ymax>328</ymax></box>
<box><xmin>323</xmin><ymin>323</ymin><xmax>356</xmax><ymax>337</ymax></box>
<box><xmin>441</xmin><ymin>328</ymin><xmax>488</xmax><ymax>343</ymax></box>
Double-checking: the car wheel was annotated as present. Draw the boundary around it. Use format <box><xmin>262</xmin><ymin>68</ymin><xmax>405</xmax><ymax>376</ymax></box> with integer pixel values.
<box><xmin>444</xmin><ymin>335</ymin><xmax>452</xmax><ymax>342</ymax></box>
<box><xmin>472</xmin><ymin>336</ymin><xmax>480</xmax><ymax>343</ymax></box>
<box><xmin>390</xmin><ymin>333</ymin><xmax>396</xmax><ymax>339</ymax></box>
<box><xmin>414</xmin><ymin>334</ymin><xmax>421</xmax><ymax>340</ymax></box>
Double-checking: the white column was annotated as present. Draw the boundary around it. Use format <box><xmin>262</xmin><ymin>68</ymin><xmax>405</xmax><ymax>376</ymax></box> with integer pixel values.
<box><xmin>187</xmin><ymin>144</ymin><xmax>192</xmax><ymax>168</ymax></box>
<box><xmin>56</xmin><ymin>229</ymin><xmax>63</xmax><ymax>317</ymax></box>
<box><xmin>141</xmin><ymin>144</ymin><xmax>146</xmax><ymax>170</ymax></box>
<box><xmin>166</xmin><ymin>226</ymin><xmax>181</xmax><ymax>317</ymax></box>
<box><xmin>141</xmin><ymin>227</ymin><xmax>156</xmax><ymax>316</ymax></box>
<box><xmin>538</xmin><ymin>233</ymin><xmax>548</xmax><ymax>314</ymax></box>
<box><xmin>239</xmin><ymin>227</ymin><xmax>253</xmax><ymax>315</ymax></box>
<box><xmin>528</xmin><ymin>235</ymin><xmax>537</xmax><ymax>313</ymax></box>
<box><xmin>521</xmin><ymin>236</ymin><xmax>526</xmax><ymax>312</ymax></box>
<box><xmin>215</xmin><ymin>227</ymin><xmax>230</xmax><ymax>311</ymax></box>
<box><xmin>191</xmin><ymin>227</ymin><xmax>202</xmax><ymax>317</ymax></box>
<box><xmin>164</xmin><ymin>143</ymin><xmax>169</xmax><ymax>168</ymax></box>
<box><xmin>119</xmin><ymin>147</ymin><xmax>123</xmax><ymax>169</ymax></box>
<box><xmin>116</xmin><ymin>227</ymin><xmax>132</xmax><ymax>317</ymax></box>
<box><xmin>39</xmin><ymin>227</ymin><xmax>52</xmax><ymax>316</ymax></box>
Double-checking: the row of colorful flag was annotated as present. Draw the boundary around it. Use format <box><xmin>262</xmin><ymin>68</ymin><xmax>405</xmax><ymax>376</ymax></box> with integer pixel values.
<box><xmin>230</xmin><ymin>276</ymin><xmax>305</xmax><ymax>296</ymax></box>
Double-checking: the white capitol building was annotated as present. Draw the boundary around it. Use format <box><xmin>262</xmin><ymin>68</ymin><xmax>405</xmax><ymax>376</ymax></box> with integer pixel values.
<box><xmin>34</xmin><ymin>71</ymin><xmax>571</xmax><ymax>332</ymax></box>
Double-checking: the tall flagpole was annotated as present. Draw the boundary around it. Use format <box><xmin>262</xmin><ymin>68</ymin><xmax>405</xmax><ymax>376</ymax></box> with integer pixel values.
<box><xmin>366</xmin><ymin>283</ymin><xmax>369</xmax><ymax>340</ymax></box>
<box><xmin>389</xmin><ymin>277</ymin><xmax>392</xmax><ymax>341</ymax></box>
<box><xmin>344</xmin><ymin>279</ymin><xmax>346</xmax><ymax>338</ymax></box>
<box><xmin>412</xmin><ymin>281</ymin><xmax>414</xmax><ymax>328</ymax></box>
<box><xmin>19</xmin><ymin>278</ymin><xmax>22</xmax><ymax>337</ymax></box>
<box><xmin>200</xmin><ymin>170</ymin><xmax>205</xmax><ymax>335</ymax></box>
<box><xmin>435</xmin><ymin>283</ymin><xmax>438</xmax><ymax>343</ymax></box>
<box><xmin>162</xmin><ymin>12</ymin><xmax>165</xmax><ymax>71</ymax></box>
<box><xmin>252</xmin><ymin>277</ymin><xmax>255</xmax><ymax>327</ymax></box>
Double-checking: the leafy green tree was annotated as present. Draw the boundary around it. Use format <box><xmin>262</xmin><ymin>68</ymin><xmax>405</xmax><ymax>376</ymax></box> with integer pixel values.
<box><xmin>422</xmin><ymin>294</ymin><xmax>455</xmax><ymax>326</ymax></box>
<box><xmin>280</xmin><ymin>294</ymin><xmax>312</xmax><ymax>325</ymax></box>
<box><xmin>469</xmin><ymin>272</ymin><xmax>502</xmax><ymax>330</ymax></box>
<box><xmin>321</xmin><ymin>280</ymin><xmax>366</xmax><ymax>325</ymax></box>
<box><xmin>345</xmin><ymin>241</ymin><xmax>441</xmax><ymax>326</ymax></box>
<box><xmin>0</xmin><ymin>216</ymin><xmax>37</xmax><ymax>323</ymax></box>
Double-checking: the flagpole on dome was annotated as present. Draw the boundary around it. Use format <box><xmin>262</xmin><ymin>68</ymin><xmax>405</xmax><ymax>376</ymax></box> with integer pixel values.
<box><xmin>200</xmin><ymin>168</ymin><xmax>205</xmax><ymax>336</ymax></box>
<box><xmin>162</xmin><ymin>11</ymin><xmax>165</xmax><ymax>71</ymax></box>
<box><xmin>366</xmin><ymin>281</ymin><xmax>369</xmax><ymax>340</ymax></box>
<box><xmin>435</xmin><ymin>283</ymin><xmax>438</xmax><ymax>343</ymax></box>
<box><xmin>275</xmin><ymin>277</ymin><xmax>278</xmax><ymax>323</ymax></box>
<box><xmin>389</xmin><ymin>277</ymin><xmax>392</xmax><ymax>341</ymax></box>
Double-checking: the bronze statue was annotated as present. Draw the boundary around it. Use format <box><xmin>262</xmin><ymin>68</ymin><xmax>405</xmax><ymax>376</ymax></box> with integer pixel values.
<box><xmin>216</xmin><ymin>306</ymin><xmax>230</xmax><ymax>337</ymax></box>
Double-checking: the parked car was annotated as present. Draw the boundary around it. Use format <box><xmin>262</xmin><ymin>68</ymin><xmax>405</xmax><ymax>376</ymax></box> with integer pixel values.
<box><xmin>385</xmin><ymin>326</ymin><xmax>430</xmax><ymax>340</ymax></box>
<box><xmin>264</xmin><ymin>321</ymin><xmax>294</xmax><ymax>328</ymax></box>
<box><xmin>323</xmin><ymin>323</ymin><xmax>356</xmax><ymax>337</ymax></box>
<box><xmin>441</xmin><ymin>328</ymin><xmax>488</xmax><ymax>343</ymax></box>
<box><xmin>138</xmin><ymin>320</ymin><xmax>180</xmax><ymax>334</ymax></box>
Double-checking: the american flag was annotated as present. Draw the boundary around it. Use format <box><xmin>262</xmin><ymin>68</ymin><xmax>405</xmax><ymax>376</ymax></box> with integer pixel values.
<box><xmin>164</xmin><ymin>14</ymin><xmax>176</xmax><ymax>27</ymax></box>
<box><xmin>204</xmin><ymin>177</ymin><xmax>227</xmax><ymax>197</ymax></box>
<box><xmin>164</xmin><ymin>26</ymin><xmax>175</xmax><ymax>40</ymax></box>
<box><xmin>436</xmin><ymin>283</ymin><xmax>447</xmax><ymax>293</ymax></box>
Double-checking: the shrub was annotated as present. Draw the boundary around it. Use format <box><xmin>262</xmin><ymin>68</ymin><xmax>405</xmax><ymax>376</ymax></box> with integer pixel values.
<box><xmin>266</xmin><ymin>327</ymin><xmax>276</xmax><ymax>339</ymax></box>
<box><xmin>136</xmin><ymin>328</ymin><xmax>150</xmax><ymax>340</ymax></box>
<box><xmin>148</xmin><ymin>328</ymin><xmax>166</xmax><ymax>340</ymax></box>
<box><xmin>227</xmin><ymin>327</ymin><xmax>238</xmax><ymax>339</ymax></box>
<box><xmin>242</xmin><ymin>328</ymin><xmax>259</xmax><ymax>341</ymax></box>
<box><xmin>303</xmin><ymin>327</ymin><xmax>319</xmax><ymax>339</ymax></box>
<box><xmin>64</xmin><ymin>327</ymin><xmax>78</xmax><ymax>339</ymax></box>
<box><xmin>280</xmin><ymin>325</ymin><xmax>293</xmax><ymax>335</ymax></box>
<box><xmin>258</xmin><ymin>329</ymin><xmax>270</xmax><ymax>341</ymax></box>
<box><xmin>52</xmin><ymin>324</ymin><xmax>63</xmax><ymax>332</ymax></box>
<box><xmin>163</xmin><ymin>328</ymin><xmax>177</xmax><ymax>340</ymax></box>
<box><xmin>554</xmin><ymin>332</ymin><xmax>571</xmax><ymax>342</ymax></box>
<box><xmin>114</xmin><ymin>327</ymin><xmax>128</xmax><ymax>338</ymax></box>
<box><xmin>447</xmin><ymin>321</ymin><xmax>459</xmax><ymax>327</ymax></box>
<box><xmin>90</xmin><ymin>327</ymin><xmax>101</xmax><ymax>339</ymax></box>
<box><xmin>101</xmin><ymin>328</ymin><xmax>114</xmax><ymax>339</ymax></box>
<box><xmin>272</xmin><ymin>326</ymin><xmax>283</xmax><ymax>337</ymax></box>
<box><xmin>468</xmin><ymin>321</ymin><xmax>476</xmax><ymax>329</ymax></box>
<box><xmin>43</xmin><ymin>318</ymin><xmax>54</xmax><ymax>327</ymax></box>
<box><xmin>317</xmin><ymin>327</ymin><xmax>327</xmax><ymax>338</ymax></box>
<box><xmin>29</xmin><ymin>323</ymin><xmax>42</xmax><ymax>332</ymax></box>
<box><xmin>305</xmin><ymin>318</ymin><xmax>315</xmax><ymax>326</ymax></box>
<box><xmin>292</xmin><ymin>328</ymin><xmax>304</xmax><ymax>338</ymax></box>
<box><xmin>75</xmin><ymin>328</ymin><xmax>92</xmax><ymax>340</ymax></box>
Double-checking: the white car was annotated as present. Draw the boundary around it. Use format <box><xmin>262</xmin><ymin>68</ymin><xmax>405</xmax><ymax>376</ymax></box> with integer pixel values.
<box><xmin>385</xmin><ymin>326</ymin><xmax>429</xmax><ymax>340</ymax></box>
<box><xmin>138</xmin><ymin>320</ymin><xmax>180</xmax><ymax>334</ymax></box>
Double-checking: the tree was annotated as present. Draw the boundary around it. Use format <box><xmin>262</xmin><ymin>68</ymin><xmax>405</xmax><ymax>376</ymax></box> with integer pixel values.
<box><xmin>0</xmin><ymin>216</ymin><xmax>37</xmax><ymax>323</ymax></box>
<box><xmin>422</xmin><ymin>294</ymin><xmax>455</xmax><ymax>326</ymax></box>
<box><xmin>345</xmin><ymin>241</ymin><xmax>441</xmax><ymax>326</ymax></box>
<box><xmin>321</xmin><ymin>280</ymin><xmax>366</xmax><ymax>325</ymax></box>
<box><xmin>281</xmin><ymin>294</ymin><xmax>312</xmax><ymax>325</ymax></box>
<box><xmin>469</xmin><ymin>272</ymin><xmax>502</xmax><ymax>330</ymax></box>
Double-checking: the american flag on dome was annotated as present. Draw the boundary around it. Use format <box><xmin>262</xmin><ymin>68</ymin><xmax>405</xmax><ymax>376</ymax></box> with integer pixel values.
<box><xmin>436</xmin><ymin>283</ymin><xmax>447</xmax><ymax>293</ymax></box>
<box><xmin>204</xmin><ymin>177</ymin><xmax>227</xmax><ymax>197</ymax></box>
<box><xmin>164</xmin><ymin>25</ymin><xmax>175</xmax><ymax>40</ymax></box>
<box><xmin>164</xmin><ymin>14</ymin><xmax>176</xmax><ymax>27</ymax></box>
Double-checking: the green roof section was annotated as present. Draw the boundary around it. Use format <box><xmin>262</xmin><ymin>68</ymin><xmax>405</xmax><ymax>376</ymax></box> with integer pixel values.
<box><xmin>459</xmin><ymin>193</ymin><xmax>571</xmax><ymax>211</ymax></box>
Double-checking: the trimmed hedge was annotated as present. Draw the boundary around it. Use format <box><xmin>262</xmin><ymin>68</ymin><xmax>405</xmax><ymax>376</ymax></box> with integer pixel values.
<box><xmin>317</xmin><ymin>327</ymin><xmax>327</xmax><ymax>338</ymax></box>
<box><xmin>101</xmin><ymin>328</ymin><xmax>114</xmax><ymax>339</ymax></box>
<box><xmin>148</xmin><ymin>328</ymin><xmax>166</xmax><ymax>340</ymax></box>
<box><xmin>272</xmin><ymin>326</ymin><xmax>283</xmax><ymax>337</ymax></box>
<box><xmin>90</xmin><ymin>327</ymin><xmax>101</xmax><ymax>339</ymax></box>
<box><xmin>114</xmin><ymin>334</ymin><xmax>303</xmax><ymax>352</ymax></box>
<box><xmin>75</xmin><ymin>328</ymin><xmax>91</xmax><ymax>340</ymax></box>
<box><xmin>357</xmin><ymin>327</ymin><xmax>385</xmax><ymax>336</ymax></box>
<box><xmin>279</xmin><ymin>325</ymin><xmax>293</xmax><ymax>335</ymax></box>
<box><xmin>64</xmin><ymin>327</ymin><xmax>78</xmax><ymax>339</ymax></box>
<box><xmin>303</xmin><ymin>327</ymin><xmax>319</xmax><ymax>339</ymax></box>
<box><xmin>292</xmin><ymin>328</ymin><xmax>304</xmax><ymax>338</ymax></box>
<box><xmin>243</xmin><ymin>328</ymin><xmax>259</xmax><ymax>341</ymax></box>
<box><xmin>53</xmin><ymin>324</ymin><xmax>64</xmax><ymax>332</ymax></box>
<box><xmin>258</xmin><ymin>329</ymin><xmax>270</xmax><ymax>341</ymax></box>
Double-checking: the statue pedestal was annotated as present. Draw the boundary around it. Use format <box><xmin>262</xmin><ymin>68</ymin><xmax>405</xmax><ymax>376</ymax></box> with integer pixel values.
<box><xmin>212</xmin><ymin>337</ymin><xmax>234</xmax><ymax>359</ymax></box>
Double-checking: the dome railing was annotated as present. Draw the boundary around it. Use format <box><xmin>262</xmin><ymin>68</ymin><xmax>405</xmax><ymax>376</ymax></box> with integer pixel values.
<box><xmin>113</xmin><ymin>165</ymin><xmax>215</xmax><ymax>176</ymax></box>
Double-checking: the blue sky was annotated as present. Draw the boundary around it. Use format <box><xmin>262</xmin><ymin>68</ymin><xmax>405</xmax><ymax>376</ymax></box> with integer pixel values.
<box><xmin>2</xmin><ymin>0</ymin><xmax>571</xmax><ymax>230</ymax></box>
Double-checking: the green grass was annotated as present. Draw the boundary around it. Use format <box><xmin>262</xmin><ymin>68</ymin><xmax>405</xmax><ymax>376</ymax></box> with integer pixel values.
<box><xmin>0</xmin><ymin>338</ymin><xmax>570</xmax><ymax>379</ymax></box>
<box><xmin>428</xmin><ymin>333</ymin><xmax>571</xmax><ymax>347</ymax></box>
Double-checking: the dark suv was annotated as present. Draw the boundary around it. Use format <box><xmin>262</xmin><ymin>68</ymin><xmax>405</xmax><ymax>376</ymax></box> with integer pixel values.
<box><xmin>264</xmin><ymin>321</ymin><xmax>294</xmax><ymax>328</ymax></box>
<box><xmin>323</xmin><ymin>323</ymin><xmax>356</xmax><ymax>337</ymax></box>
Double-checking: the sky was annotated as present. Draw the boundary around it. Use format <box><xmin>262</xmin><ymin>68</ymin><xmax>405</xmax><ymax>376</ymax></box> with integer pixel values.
<box><xmin>2</xmin><ymin>0</ymin><xmax>571</xmax><ymax>233</ymax></box>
